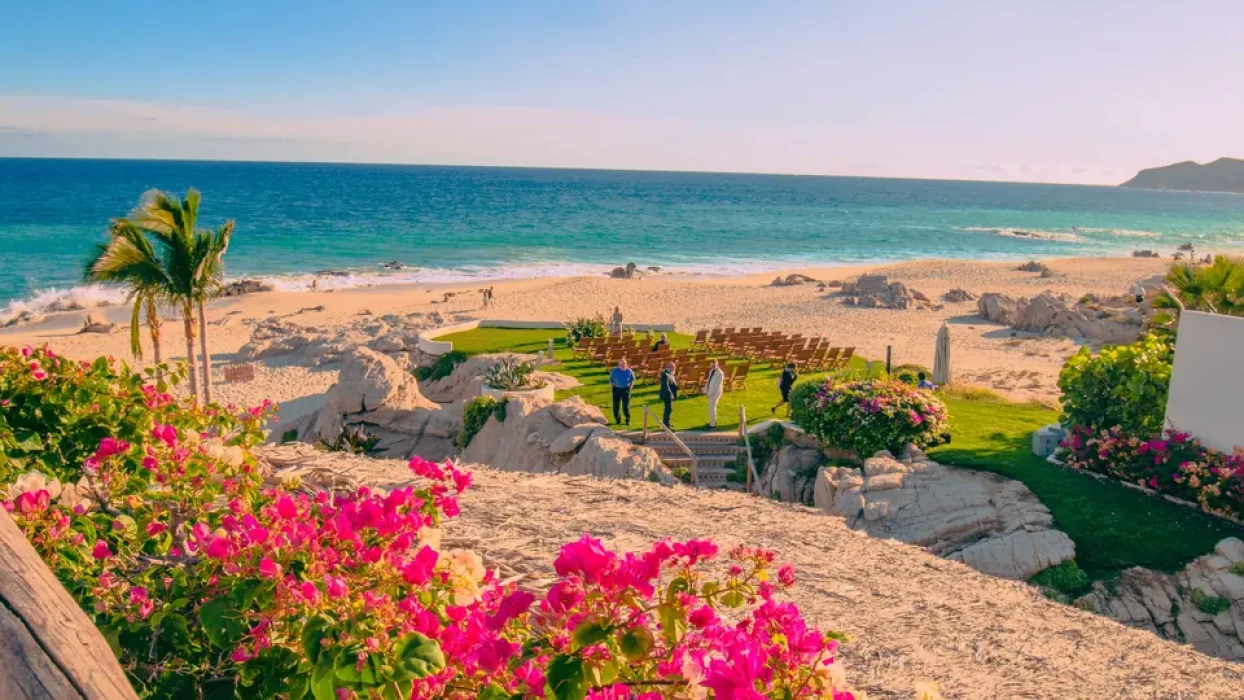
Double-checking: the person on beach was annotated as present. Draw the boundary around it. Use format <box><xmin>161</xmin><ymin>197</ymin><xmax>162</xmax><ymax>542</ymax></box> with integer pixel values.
<box><xmin>772</xmin><ymin>361</ymin><xmax>798</xmax><ymax>416</ymax></box>
<box><xmin>609</xmin><ymin>306</ymin><xmax>623</xmax><ymax>336</ymax></box>
<box><xmin>705</xmin><ymin>359</ymin><xmax>725</xmax><ymax>429</ymax></box>
<box><xmin>651</xmin><ymin>332</ymin><xmax>669</xmax><ymax>353</ymax></box>
<box><xmin>609</xmin><ymin>358</ymin><xmax>636</xmax><ymax>425</ymax></box>
<box><xmin>917</xmin><ymin>372</ymin><xmax>937</xmax><ymax>391</ymax></box>
<box><xmin>658</xmin><ymin>361</ymin><xmax>679</xmax><ymax>429</ymax></box>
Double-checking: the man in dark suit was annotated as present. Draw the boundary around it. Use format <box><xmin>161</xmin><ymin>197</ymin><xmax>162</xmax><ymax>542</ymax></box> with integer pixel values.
<box><xmin>658</xmin><ymin>361</ymin><xmax>679</xmax><ymax>429</ymax></box>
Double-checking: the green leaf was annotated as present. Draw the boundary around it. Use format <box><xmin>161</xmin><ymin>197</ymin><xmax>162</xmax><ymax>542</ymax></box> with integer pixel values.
<box><xmin>12</xmin><ymin>430</ymin><xmax>43</xmax><ymax>452</ymax></box>
<box><xmin>310</xmin><ymin>653</ymin><xmax>337</xmax><ymax>700</ymax></box>
<box><xmin>545</xmin><ymin>654</ymin><xmax>587</xmax><ymax>700</ymax></box>
<box><xmin>301</xmin><ymin>615</ymin><xmax>332</xmax><ymax>664</ymax></box>
<box><xmin>335</xmin><ymin>650</ymin><xmax>361</xmax><ymax>683</ymax></box>
<box><xmin>618</xmin><ymin>627</ymin><xmax>654</xmax><ymax>661</ymax></box>
<box><xmin>571</xmin><ymin>616</ymin><xmax>612</xmax><ymax>650</ymax></box>
<box><xmin>393</xmin><ymin>632</ymin><xmax>445</xmax><ymax>678</ymax></box>
<box><xmin>198</xmin><ymin>597</ymin><xmax>246</xmax><ymax>649</ymax></box>
<box><xmin>657</xmin><ymin>603</ymin><xmax>685</xmax><ymax>647</ymax></box>
<box><xmin>721</xmin><ymin>590</ymin><xmax>746</xmax><ymax>608</ymax></box>
<box><xmin>666</xmin><ymin>576</ymin><xmax>690</xmax><ymax>603</ymax></box>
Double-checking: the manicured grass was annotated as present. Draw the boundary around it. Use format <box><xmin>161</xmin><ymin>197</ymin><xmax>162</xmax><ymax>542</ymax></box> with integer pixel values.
<box><xmin>930</xmin><ymin>393</ymin><xmax>1243</xmax><ymax>580</ymax></box>
<box><xmin>437</xmin><ymin>327</ymin><xmax>1244</xmax><ymax>580</ymax></box>
<box><xmin>438</xmin><ymin>328</ymin><xmax>870</xmax><ymax>431</ymax></box>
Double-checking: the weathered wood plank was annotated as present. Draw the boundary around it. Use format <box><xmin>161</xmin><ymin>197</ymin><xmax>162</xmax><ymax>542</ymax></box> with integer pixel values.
<box><xmin>0</xmin><ymin>509</ymin><xmax>137</xmax><ymax>699</ymax></box>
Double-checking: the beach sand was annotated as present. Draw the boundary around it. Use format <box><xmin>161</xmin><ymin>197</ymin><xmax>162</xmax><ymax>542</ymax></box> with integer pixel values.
<box><xmin>0</xmin><ymin>256</ymin><xmax>1166</xmax><ymax>415</ymax></box>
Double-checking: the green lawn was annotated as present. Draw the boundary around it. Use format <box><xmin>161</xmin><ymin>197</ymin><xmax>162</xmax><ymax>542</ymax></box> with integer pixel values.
<box><xmin>438</xmin><ymin>327</ymin><xmax>1243</xmax><ymax>580</ymax></box>
<box><xmin>439</xmin><ymin>328</ymin><xmax>872</xmax><ymax>431</ymax></box>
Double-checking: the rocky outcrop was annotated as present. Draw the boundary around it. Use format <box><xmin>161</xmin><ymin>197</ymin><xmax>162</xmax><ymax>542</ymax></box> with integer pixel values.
<box><xmin>421</xmin><ymin>353</ymin><xmax>579</xmax><ymax>404</ymax></box>
<box><xmin>283</xmin><ymin>348</ymin><xmax>461</xmax><ymax>461</ymax></box>
<box><xmin>78</xmin><ymin>317</ymin><xmax>116</xmax><ymax>334</ymax></box>
<box><xmin>1132</xmin><ymin>249</ymin><xmax>1161</xmax><ymax>258</ymax></box>
<box><xmin>237</xmin><ymin>312</ymin><xmax>450</xmax><ymax>367</ymax></box>
<box><xmin>770</xmin><ymin>273</ymin><xmax>819</xmax><ymax>287</ymax></box>
<box><xmin>1013</xmin><ymin>292</ymin><xmax>1145</xmax><ymax>344</ymax></box>
<box><xmin>807</xmin><ymin>448</ymin><xmax>1074</xmax><ymax>580</ymax></box>
<box><xmin>220</xmin><ymin>279</ymin><xmax>274</xmax><ymax>296</ymax></box>
<box><xmin>977</xmin><ymin>293</ymin><xmax>1028</xmax><ymax>325</ymax></box>
<box><xmin>1016</xmin><ymin>261</ymin><xmax>1053</xmax><ymax>274</ymax></box>
<box><xmin>1076</xmin><ymin>538</ymin><xmax>1244</xmax><ymax>662</ymax></box>
<box><xmin>462</xmin><ymin>396</ymin><xmax>673</xmax><ymax>484</ymax></box>
<box><xmin>609</xmin><ymin>262</ymin><xmax>642</xmax><ymax>279</ymax></box>
<box><xmin>942</xmin><ymin>288</ymin><xmax>977</xmax><ymax>303</ymax></box>
<box><xmin>976</xmin><ymin>291</ymin><xmax>1147</xmax><ymax>344</ymax></box>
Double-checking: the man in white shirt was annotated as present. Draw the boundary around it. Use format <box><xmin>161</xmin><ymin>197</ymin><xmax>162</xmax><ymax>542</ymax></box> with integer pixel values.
<box><xmin>705</xmin><ymin>359</ymin><xmax>725</xmax><ymax>429</ymax></box>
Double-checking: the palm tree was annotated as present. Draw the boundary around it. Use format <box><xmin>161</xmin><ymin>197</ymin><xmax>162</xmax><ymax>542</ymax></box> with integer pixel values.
<box><xmin>129</xmin><ymin>189</ymin><xmax>235</xmax><ymax>405</ymax></box>
<box><xmin>85</xmin><ymin>220</ymin><xmax>174</xmax><ymax>382</ymax></box>
<box><xmin>1156</xmin><ymin>255</ymin><xmax>1244</xmax><ymax>316</ymax></box>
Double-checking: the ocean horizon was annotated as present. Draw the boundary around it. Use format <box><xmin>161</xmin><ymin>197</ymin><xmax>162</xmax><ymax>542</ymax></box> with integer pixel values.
<box><xmin>3</xmin><ymin>157</ymin><xmax>1243</xmax><ymax>322</ymax></box>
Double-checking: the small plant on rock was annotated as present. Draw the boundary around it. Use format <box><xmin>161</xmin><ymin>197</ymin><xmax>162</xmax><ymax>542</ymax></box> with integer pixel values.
<box><xmin>320</xmin><ymin>424</ymin><xmax>380</xmax><ymax>455</ymax></box>
<box><xmin>415</xmin><ymin>350</ymin><xmax>467</xmax><ymax>381</ymax></box>
<box><xmin>483</xmin><ymin>358</ymin><xmax>544</xmax><ymax>391</ymax></box>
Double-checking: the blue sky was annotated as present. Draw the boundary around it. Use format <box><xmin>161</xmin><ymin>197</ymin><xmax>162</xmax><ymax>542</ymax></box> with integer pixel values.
<box><xmin>2</xmin><ymin>0</ymin><xmax>1242</xmax><ymax>183</ymax></box>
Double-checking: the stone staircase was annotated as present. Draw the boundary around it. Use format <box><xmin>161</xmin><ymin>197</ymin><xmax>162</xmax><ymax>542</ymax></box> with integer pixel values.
<box><xmin>622</xmin><ymin>430</ymin><xmax>749</xmax><ymax>489</ymax></box>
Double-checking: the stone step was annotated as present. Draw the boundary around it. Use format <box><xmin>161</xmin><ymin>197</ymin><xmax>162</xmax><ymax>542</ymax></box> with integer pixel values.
<box><xmin>647</xmin><ymin>444</ymin><xmax>744</xmax><ymax>457</ymax></box>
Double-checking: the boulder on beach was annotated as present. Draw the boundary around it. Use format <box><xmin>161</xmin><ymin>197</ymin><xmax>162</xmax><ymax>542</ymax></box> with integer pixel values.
<box><xmin>283</xmin><ymin>347</ymin><xmax>460</xmax><ymax>461</ymax></box>
<box><xmin>1132</xmin><ymin>250</ymin><xmax>1161</xmax><ymax>258</ymax></box>
<box><xmin>807</xmin><ymin>448</ymin><xmax>1075</xmax><ymax>580</ymax></box>
<box><xmin>1016</xmin><ymin>260</ymin><xmax>1053</xmax><ymax>274</ymax></box>
<box><xmin>609</xmin><ymin>262</ymin><xmax>643</xmax><ymax>279</ymax></box>
<box><xmin>942</xmin><ymin>288</ymin><xmax>978</xmax><ymax>303</ymax></box>
<box><xmin>78</xmin><ymin>316</ymin><xmax>116</xmax><ymax>334</ymax></box>
<box><xmin>977</xmin><ymin>292</ymin><xmax>1028</xmax><ymax>325</ymax></box>
<box><xmin>220</xmin><ymin>279</ymin><xmax>274</xmax><ymax>297</ymax></box>
<box><xmin>461</xmin><ymin>395</ymin><xmax>674</xmax><ymax>484</ymax></box>
<box><xmin>769</xmin><ymin>273</ymin><xmax>818</xmax><ymax>287</ymax></box>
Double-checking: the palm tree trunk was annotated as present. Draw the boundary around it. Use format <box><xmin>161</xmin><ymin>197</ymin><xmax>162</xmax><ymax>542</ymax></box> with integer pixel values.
<box><xmin>147</xmin><ymin>298</ymin><xmax>164</xmax><ymax>384</ymax></box>
<box><xmin>197</xmin><ymin>299</ymin><xmax>213</xmax><ymax>405</ymax></box>
<box><xmin>182</xmin><ymin>305</ymin><xmax>199</xmax><ymax>406</ymax></box>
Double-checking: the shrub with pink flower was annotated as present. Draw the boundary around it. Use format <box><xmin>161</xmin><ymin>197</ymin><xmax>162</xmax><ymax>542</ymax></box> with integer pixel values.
<box><xmin>791</xmin><ymin>378</ymin><xmax>949</xmax><ymax>458</ymax></box>
<box><xmin>1</xmin><ymin>346</ymin><xmax>869</xmax><ymax>699</ymax></box>
<box><xmin>1062</xmin><ymin>426</ymin><xmax>1244</xmax><ymax>520</ymax></box>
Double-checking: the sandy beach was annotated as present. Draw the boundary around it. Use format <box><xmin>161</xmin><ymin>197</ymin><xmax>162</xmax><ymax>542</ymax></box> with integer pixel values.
<box><xmin>0</xmin><ymin>255</ymin><xmax>1167</xmax><ymax>416</ymax></box>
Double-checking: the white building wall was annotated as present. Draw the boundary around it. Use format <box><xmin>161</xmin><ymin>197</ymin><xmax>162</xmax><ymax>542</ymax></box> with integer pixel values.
<box><xmin>1165</xmin><ymin>311</ymin><xmax>1244</xmax><ymax>453</ymax></box>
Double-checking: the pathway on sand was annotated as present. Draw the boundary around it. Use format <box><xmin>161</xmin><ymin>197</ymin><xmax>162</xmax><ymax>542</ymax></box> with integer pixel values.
<box><xmin>263</xmin><ymin>447</ymin><xmax>1244</xmax><ymax>699</ymax></box>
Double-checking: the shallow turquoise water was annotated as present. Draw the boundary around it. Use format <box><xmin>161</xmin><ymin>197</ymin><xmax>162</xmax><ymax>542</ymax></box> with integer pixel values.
<box><xmin>2</xmin><ymin>158</ymin><xmax>1242</xmax><ymax>316</ymax></box>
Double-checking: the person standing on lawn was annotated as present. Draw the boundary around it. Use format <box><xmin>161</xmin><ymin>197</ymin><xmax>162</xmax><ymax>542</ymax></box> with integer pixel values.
<box><xmin>705</xmin><ymin>359</ymin><xmax>725</xmax><ymax>429</ymax></box>
<box><xmin>658</xmin><ymin>361</ymin><xmax>679</xmax><ymax>429</ymax></box>
<box><xmin>609</xmin><ymin>358</ymin><xmax>636</xmax><ymax>425</ymax></box>
<box><xmin>772</xmin><ymin>361</ymin><xmax>799</xmax><ymax>416</ymax></box>
<box><xmin>609</xmin><ymin>306</ymin><xmax>624</xmax><ymax>336</ymax></box>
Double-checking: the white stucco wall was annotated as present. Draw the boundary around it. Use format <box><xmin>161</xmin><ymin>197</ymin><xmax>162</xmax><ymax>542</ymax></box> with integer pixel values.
<box><xmin>1165</xmin><ymin>311</ymin><xmax>1244</xmax><ymax>453</ymax></box>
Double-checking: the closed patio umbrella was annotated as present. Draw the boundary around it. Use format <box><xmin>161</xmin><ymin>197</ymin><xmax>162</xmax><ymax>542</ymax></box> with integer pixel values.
<box><xmin>933</xmin><ymin>323</ymin><xmax>952</xmax><ymax>386</ymax></box>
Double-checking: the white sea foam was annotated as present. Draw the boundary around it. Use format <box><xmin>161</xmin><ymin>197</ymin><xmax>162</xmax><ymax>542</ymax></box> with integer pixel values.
<box><xmin>956</xmin><ymin>226</ymin><xmax>1081</xmax><ymax>242</ymax></box>
<box><xmin>1077</xmin><ymin>227</ymin><xmax>1162</xmax><ymax>239</ymax></box>
<box><xmin>0</xmin><ymin>284</ymin><xmax>128</xmax><ymax>326</ymax></box>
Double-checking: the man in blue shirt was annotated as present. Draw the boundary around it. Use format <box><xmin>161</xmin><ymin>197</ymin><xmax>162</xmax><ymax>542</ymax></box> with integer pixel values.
<box><xmin>609</xmin><ymin>358</ymin><xmax>636</xmax><ymax>425</ymax></box>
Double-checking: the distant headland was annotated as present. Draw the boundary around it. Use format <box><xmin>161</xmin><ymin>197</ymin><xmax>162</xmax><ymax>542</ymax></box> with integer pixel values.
<box><xmin>1120</xmin><ymin>157</ymin><xmax>1244</xmax><ymax>193</ymax></box>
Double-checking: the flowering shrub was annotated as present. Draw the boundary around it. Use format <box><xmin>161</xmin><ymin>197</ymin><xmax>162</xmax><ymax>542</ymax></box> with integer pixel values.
<box><xmin>1057</xmin><ymin>333</ymin><xmax>1173</xmax><ymax>435</ymax></box>
<box><xmin>1061</xmin><ymin>426</ymin><xmax>1244</xmax><ymax>520</ymax></box>
<box><xmin>791</xmin><ymin>378</ymin><xmax>949</xmax><ymax>458</ymax></box>
<box><xmin>2</xmin><ymin>345</ymin><xmax>868</xmax><ymax>699</ymax></box>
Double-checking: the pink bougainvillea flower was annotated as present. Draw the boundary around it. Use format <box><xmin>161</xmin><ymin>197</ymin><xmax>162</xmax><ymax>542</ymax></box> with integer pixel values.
<box><xmin>325</xmin><ymin>575</ymin><xmax>348</xmax><ymax>599</ymax></box>
<box><xmin>92</xmin><ymin>539</ymin><xmax>112</xmax><ymax>560</ymax></box>
<box><xmin>402</xmin><ymin>545</ymin><xmax>439</xmax><ymax>585</ymax></box>
<box><xmin>258</xmin><ymin>557</ymin><xmax>282</xmax><ymax>579</ymax></box>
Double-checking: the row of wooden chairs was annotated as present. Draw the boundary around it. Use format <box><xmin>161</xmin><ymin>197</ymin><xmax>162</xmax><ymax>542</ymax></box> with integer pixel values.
<box><xmin>692</xmin><ymin>327</ymin><xmax>855</xmax><ymax>371</ymax></box>
<box><xmin>569</xmin><ymin>335</ymin><xmax>752</xmax><ymax>392</ymax></box>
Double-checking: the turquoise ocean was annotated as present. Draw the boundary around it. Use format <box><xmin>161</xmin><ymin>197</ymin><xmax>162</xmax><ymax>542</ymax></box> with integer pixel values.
<box><xmin>2</xmin><ymin>158</ymin><xmax>1243</xmax><ymax>322</ymax></box>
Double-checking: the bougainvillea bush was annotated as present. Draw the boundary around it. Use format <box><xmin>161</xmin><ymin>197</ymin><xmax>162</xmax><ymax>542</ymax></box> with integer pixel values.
<box><xmin>1061</xmin><ymin>426</ymin><xmax>1244</xmax><ymax>521</ymax></box>
<box><xmin>791</xmin><ymin>378</ymin><xmax>949</xmax><ymax>458</ymax></box>
<box><xmin>1</xmin><ymin>345</ymin><xmax>865</xmax><ymax>700</ymax></box>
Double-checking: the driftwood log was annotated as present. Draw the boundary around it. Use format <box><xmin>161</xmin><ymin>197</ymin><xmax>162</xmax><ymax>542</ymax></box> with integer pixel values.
<box><xmin>0</xmin><ymin>509</ymin><xmax>137</xmax><ymax>699</ymax></box>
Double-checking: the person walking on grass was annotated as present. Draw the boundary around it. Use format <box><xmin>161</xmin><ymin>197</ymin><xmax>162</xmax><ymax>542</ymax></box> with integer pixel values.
<box><xmin>609</xmin><ymin>306</ymin><xmax>624</xmax><ymax>336</ymax></box>
<box><xmin>772</xmin><ymin>360</ymin><xmax>799</xmax><ymax>416</ymax></box>
<box><xmin>705</xmin><ymin>359</ymin><xmax>725</xmax><ymax>429</ymax></box>
<box><xmin>610</xmin><ymin>357</ymin><xmax>636</xmax><ymax>425</ymax></box>
<box><xmin>658</xmin><ymin>361</ymin><xmax>679</xmax><ymax>429</ymax></box>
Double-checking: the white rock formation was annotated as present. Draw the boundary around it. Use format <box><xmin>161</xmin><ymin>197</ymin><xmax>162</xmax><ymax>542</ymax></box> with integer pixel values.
<box><xmin>462</xmin><ymin>396</ymin><xmax>674</xmax><ymax>484</ymax></box>
<box><xmin>236</xmin><ymin>312</ymin><xmax>451</xmax><ymax>367</ymax></box>
<box><xmin>977</xmin><ymin>292</ymin><xmax>1029</xmax><ymax>325</ymax></box>
<box><xmin>1076</xmin><ymin>538</ymin><xmax>1244</xmax><ymax>661</ymax></box>
<box><xmin>806</xmin><ymin>448</ymin><xmax>1075</xmax><ymax>580</ymax></box>
<box><xmin>283</xmin><ymin>347</ymin><xmax>461</xmax><ymax>461</ymax></box>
